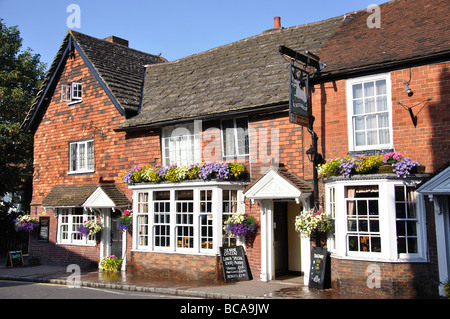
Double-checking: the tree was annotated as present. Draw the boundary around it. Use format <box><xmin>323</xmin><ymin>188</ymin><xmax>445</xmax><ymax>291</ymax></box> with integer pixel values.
<box><xmin>0</xmin><ymin>19</ymin><xmax>46</xmax><ymax>212</ymax></box>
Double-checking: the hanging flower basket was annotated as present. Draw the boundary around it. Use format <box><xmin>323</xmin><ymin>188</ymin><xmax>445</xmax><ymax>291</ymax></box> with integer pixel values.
<box><xmin>294</xmin><ymin>209</ymin><xmax>334</xmax><ymax>238</ymax></box>
<box><xmin>99</xmin><ymin>255</ymin><xmax>122</xmax><ymax>272</ymax></box>
<box><xmin>116</xmin><ymin>209</ymin><xmax>133</xmax><ymax>232</ymax></box>
<box><xmin>223</xmin><ymin>212</ymin><xmax>258</xmax><ymax>238</ymax></box>
<box><xmin>14</xmin><ymin>215</ymin><xmax>39</xmax><ymax>232</ymax></box>
<box><xmin>79</xmin><ymin>220</ymin><xmax>104</xmax><ymax>237</ymax></box>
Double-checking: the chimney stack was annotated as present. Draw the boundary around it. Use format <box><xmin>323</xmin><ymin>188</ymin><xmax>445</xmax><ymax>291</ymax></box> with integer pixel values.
<box><xmin>274</xmin><ymin>16</ymin><xmax>281</xmax><ymax>29</ymax></box>
<box><xmin>103</xmin><ymin>36</ymin><xmax>129</xmax><ymax>47</ymax></box>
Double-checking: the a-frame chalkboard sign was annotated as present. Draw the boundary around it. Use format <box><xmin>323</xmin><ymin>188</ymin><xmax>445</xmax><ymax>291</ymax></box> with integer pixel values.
<box><xmin>6</xmin><ymin>250</ymin><xmax>24</xmax><ymax>267</ymax></box>
<box><xmin>309</xmin><ymin>247</ymin><xmax>330</xmax><ymax>289</ymax></box>
<box><xmin>219</xmin><ymin>246</ymin><xmax>252</xmax><ymax>283</ymax></box>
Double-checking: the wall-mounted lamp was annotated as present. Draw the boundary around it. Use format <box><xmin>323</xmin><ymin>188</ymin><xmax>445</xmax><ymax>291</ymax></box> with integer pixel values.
<box><xmin>404</xmin><ymin>80</ymin><xmax>413</xmax><ymax>96</ymax></box>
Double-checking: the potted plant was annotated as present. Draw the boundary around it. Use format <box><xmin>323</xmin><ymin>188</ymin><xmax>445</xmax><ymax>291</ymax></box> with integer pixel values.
<box><xmin>99</xmin><ymin>255</ymin><xmax>122</xmax><ymax>272</ymax></box>
<box><xmin>294</xmin><ymin>209</ymin><xmax>334</xmax><ymax>247</ymax></box>
<box><xmin>14</xmin><ymin>215</ymin><xmax>39</xmax><ymax>232</ymax></box>
<box><xmin>79</xmin><ymin>219</ymin><xmax>104</xmax><ymax>237</ymax></box>
<box><xmin>223</xmin><ymin>212</ymin><xmax>258</xmax><ymax>238</ymax></box>
<box><xmin>116</xmin><ymin>209</ymin><xmax>133</xmax><ymax>232</ymax></box>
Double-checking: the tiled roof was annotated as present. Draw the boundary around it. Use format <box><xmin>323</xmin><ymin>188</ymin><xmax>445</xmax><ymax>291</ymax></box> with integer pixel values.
<box><xmin>317</xmin><ymin>0</ymin><xmax>450</xmax><ymax>77</ymax></box>
<box><xmin>119</xmin><ymin>16</ymin><xmax>344</xmax><ymax>129</ymax></box>
<box><xmin>120</xmin><ymin>0</ymin><xmax>450</xmax><ymax>130</ymax></box>
<box><xmin>71</xmin><ymin>31</ymin><xmax>165</xmax><ymax>113</ymax></box>
<box><xmin>41</xmin><ymin>184</ymin><xmax>130</xmax><ymax>208</ymax></box>
<box><xmin>21</xmin><ymin>31</ymin><xmax>165</xmax><ymax>132</ymax></box>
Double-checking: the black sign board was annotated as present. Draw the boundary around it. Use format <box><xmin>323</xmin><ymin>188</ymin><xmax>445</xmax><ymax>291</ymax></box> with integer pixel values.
<box><xmin>289</xmin><ymin>64</ymin><xmax>310</xmax><ymax>126</ymax></box>
<box><xmin>6</xmin><ymin>250</ymin><xmax>24</xmax><ymax>267</ymax></box>
<box><xmin>219</xmin><ymin>246</ymin><xmax>252</xmax><ymax>283</ymax></box>
<box><xmin>309</xmin><ymin>247</ymin><xmax>330</xmax><ymax>289</ymax></box>
<box><xmin>38</xmin><ymin>216</ymin><xmax>50</xmax><ymax>242</ymax></box>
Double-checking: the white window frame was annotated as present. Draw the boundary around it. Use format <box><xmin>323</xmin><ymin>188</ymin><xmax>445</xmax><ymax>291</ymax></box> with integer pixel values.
<box><xmin>346</xmin><ymin>73</ymin><xmax>393</xmax><ymax>152</ymax></box>
<box><xmin>161</xmin><ymin>124</ymin><xmax>200</xmax><ymax>166</ymax></box>
<box><xmin>61</xmin><ymin>82</ymin><xmax>83</xmax><ymax>105</ymax></box>
<box><xmin>326</xmin><ymin>178</ymin><xmax>427</xmax><ymax>262</ymax></box>
<box><xmin>131</xmin><ymin>182</ymin><xmax>246</xmax><ymax>255</ymax></box>
<box><xmin>221</xmin><ymin>117</ymin><xmax>250</xmax><ymax>159</ymax></box>
<box><xmin>69</xmin><ymin>140</ymin><xmax>94</xmax><ymax>174</ymax></box>
<box><xmin>57</xmin><ymin>208</ymin><xmax>97</xmax><ymax>245</ymax></box>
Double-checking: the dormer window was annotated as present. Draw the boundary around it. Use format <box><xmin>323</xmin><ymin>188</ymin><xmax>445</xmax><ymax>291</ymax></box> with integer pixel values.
<box><xmin>61</xmin><ymin>82</ymin><xmax>83</xmax><ymax>105</ymax></box>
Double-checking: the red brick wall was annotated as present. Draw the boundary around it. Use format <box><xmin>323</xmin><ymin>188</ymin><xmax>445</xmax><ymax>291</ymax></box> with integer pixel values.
<box><xmin>310</xmin><ymin>61</ymin><xmax>450</xmax><ymax>172</ymax></box>
<box><xmin>29</xmin><ymin>48</ymin><xmax>160</xmax><ymax>265</ymax></box>
<box><xmin>130</xmin><ymin>251</ymin><xmax>223</xmax><ymax>282</ymax></box>
<box><xmin>331</xmin><ymin>258</ymin><xmax>437</xmax><ymax>297</ymax></box>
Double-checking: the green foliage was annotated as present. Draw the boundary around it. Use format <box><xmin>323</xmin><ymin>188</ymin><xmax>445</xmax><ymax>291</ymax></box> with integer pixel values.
<box><xmin>0</xmin><ymin>19</ymin><xmax>46</xmax><ymax>202</ymax></box>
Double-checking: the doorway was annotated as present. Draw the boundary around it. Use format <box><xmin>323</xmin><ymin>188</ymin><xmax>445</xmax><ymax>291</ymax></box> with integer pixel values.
<box><xmin>274</xmin><ymin>202</ymin><xmax>288</xmax><ymax>277</ymax></box>
<box><xmin>110</xmin><ymin>210</ymin><xmax>123</xmax><ymax>258</ymax></box>
<box><xmin>273</xmin><ymin>201</ymin><xmax>303</xmax><ymax>278</ymax></box>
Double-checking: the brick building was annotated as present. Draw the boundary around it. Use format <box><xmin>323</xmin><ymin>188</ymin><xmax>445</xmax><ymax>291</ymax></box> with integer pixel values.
<box><xmin>21</xmin><ymin>31</ymin><xmax>165</xmax><ymax>267</ymax></box>
<box><xmin>22</xmin><ymin>0</ymin><xmax>449</xmax><ymax>297</ymax></box>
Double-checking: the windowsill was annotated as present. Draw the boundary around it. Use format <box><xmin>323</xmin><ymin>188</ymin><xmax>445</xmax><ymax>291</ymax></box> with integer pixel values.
<box><xmin>67</xmin><ymin>170</ymin><xmax>95</xmax><ymax>175</ymax></box>
<box><xmin>67</xmin><ymin>100</ymin><xmax>83</xmax><ymax>106</ymax></box>
<box><xmin>131</xmin><ymin>248</ymin><xmax>219</xmax><ymax>257</ymax></box>
<box><xmin>330</xmin><ymin>253</ymin><xmax>428</xmax><ymax>263</ymax></box>
<box><xmin>56</xmin><ymin>242</ymin><xmax>97</xmax><ymax>247</ymax></box>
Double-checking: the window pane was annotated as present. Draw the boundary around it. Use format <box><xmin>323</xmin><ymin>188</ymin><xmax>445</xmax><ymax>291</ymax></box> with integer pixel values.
<box><xmin>353</xmin><ymin>83</ymin><xmax>363</xmax><ymax>99</ymax></box>
<box><xmin>87</xmin><ymin>141</ymin><xmax>94</xmax><ymax>170</ymax></box>
<box><xmin>364</xmin><ymin>82</ymin><xmax>374</xmax><ymax>97</ymax></box>
<box><xmin>376</xmin><ymin>96</ymin><xmax>387</xmax><ymax>112</ymax></box>
<box><xmin>176</xmin><ymin>190</ymin><xmax>194</xmax><ymax>249</ymax></box>
<box><xmin>365</xmin><ymin>97</ymin><xmax>376</xmax><ymax>113</ymax></box>
<box><xmin>70</xmin><ymin>144</ymin><xmax>77</xmax><ymax>171</ymax></box>
<box><xmin>355</xmin><ymin>132</ymin><xmax>366</xmax><ymax>146</ymax></box>
<box><xmin>395</xmin><ymin>185</ymin><xmax>419</xmax><ymax>255</ymax></box>
<box><xmin>375</xmin><ymin>79</ymin><xmax>386</xmax><ymax>95</ymax></box>
<box><xmin>407</xmin><ymin>238</ymin><xmax>418</xmax><ymax>253</ymax></box>
<box><xmin>353</xmin><ymin>99</ymin><xmax>364</xmax><ymax>115</ymax></box>
<box><xmin>236</xmin><ymin>118</ymin><xmax>249</xmax><ymax>155</ymax></box>
<box><xmin>354</xmin><ymin>116</ymin><xmax>365</xmax><ymax>130</ymax></box>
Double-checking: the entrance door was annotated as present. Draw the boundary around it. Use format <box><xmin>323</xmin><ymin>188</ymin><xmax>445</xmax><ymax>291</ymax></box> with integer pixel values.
<box><xmin>273</xmin><ymin>202</ymin><xmax>288</xmax><ymax>277</ymax></box>
<box><xmin>110</xmin><ymin>210</ymin><xmax>123</xmax><ymax>258</ymax></box>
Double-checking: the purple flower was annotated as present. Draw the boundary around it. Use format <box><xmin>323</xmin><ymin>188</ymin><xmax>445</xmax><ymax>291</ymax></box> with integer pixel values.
<box><xmin>79</xmin><ymin>226</ymin><xmax>90</xmax><ymax>236</ymax></box>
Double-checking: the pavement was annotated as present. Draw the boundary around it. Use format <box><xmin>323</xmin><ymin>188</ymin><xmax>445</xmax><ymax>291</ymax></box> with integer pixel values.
<box><xmin>0</xmin><ymin>255</ymin><xmax>440</xmax><ymax>299</ymax></box>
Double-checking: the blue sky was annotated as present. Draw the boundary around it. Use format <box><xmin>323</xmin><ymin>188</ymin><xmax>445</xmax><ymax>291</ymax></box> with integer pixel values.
<box><xmin>1</xmin><ymin>0</ymin><xmax>385</xmax><ymax>69</ymax></box>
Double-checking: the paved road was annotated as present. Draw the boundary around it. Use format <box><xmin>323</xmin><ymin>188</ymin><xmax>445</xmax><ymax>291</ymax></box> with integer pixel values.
<box><xmin>0</xmin><ymin>279</ymin><xmax>190</xmax><ymax>299</ymax></box>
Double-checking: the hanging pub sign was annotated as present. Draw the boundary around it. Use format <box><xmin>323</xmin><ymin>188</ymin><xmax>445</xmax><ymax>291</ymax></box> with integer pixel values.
<box><xmin>289</xmin><ymin>64</ymin><xmax>310</xmax><ymax>126</ymax></box>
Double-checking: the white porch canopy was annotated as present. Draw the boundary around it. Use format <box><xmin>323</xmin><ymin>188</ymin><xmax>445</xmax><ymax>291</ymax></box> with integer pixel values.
<box><xmin>417</xmin><ymin>164</ymin><xmax>450</xmax><ymax>296</ymax></box>
<box><xmin>244</xmin><ymin>167</ymin><xmax>313</xmax><ymax>205</ymax></box>
<box><xmin>244</xmin><ymin>167</ymin><xmax>313</xmax><ymax>283</ymax></box>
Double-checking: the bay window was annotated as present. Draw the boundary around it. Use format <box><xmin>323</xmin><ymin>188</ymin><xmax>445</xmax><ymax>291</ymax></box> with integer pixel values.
<box><xmin>132</xmin><ymin>182</ymin><xmax>246</xmax><ymax>255</ymax></box>
<box><xmin>326</xmin><ymin>178</ymin><xmax>426</xmax><ymax>261</ymax></box>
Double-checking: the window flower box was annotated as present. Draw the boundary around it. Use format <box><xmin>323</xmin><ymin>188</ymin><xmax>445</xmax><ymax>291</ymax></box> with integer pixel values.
<box><xmin>318</xmin><ymin>152</ymin><xmax>421</xmax><ymax>178</ymax></box>
<box><xmin>123</xmin><ymin>162</ymin><xmax>246</xmax><ymax>184</ymax></box>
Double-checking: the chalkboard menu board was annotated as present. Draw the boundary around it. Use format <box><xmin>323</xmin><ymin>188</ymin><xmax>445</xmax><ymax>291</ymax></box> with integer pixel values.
<box><xmin>309</xmin><ymin>247</ymin><xmax>329</xmax><ymax>289</ymax></box>
<box><xmin>6</xmin><ymin>250</ymin><xmax>24</xmax><ymax>267</ymax></box>
<box><xmin>219</xmin><ymin>246</ymin><xmax>252</xmax><ymax>283</ymax></box>
<box><xmin>38</xmin><ymin>216</ymin><xmax>50</xmax><ymax>242</ymax></box>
